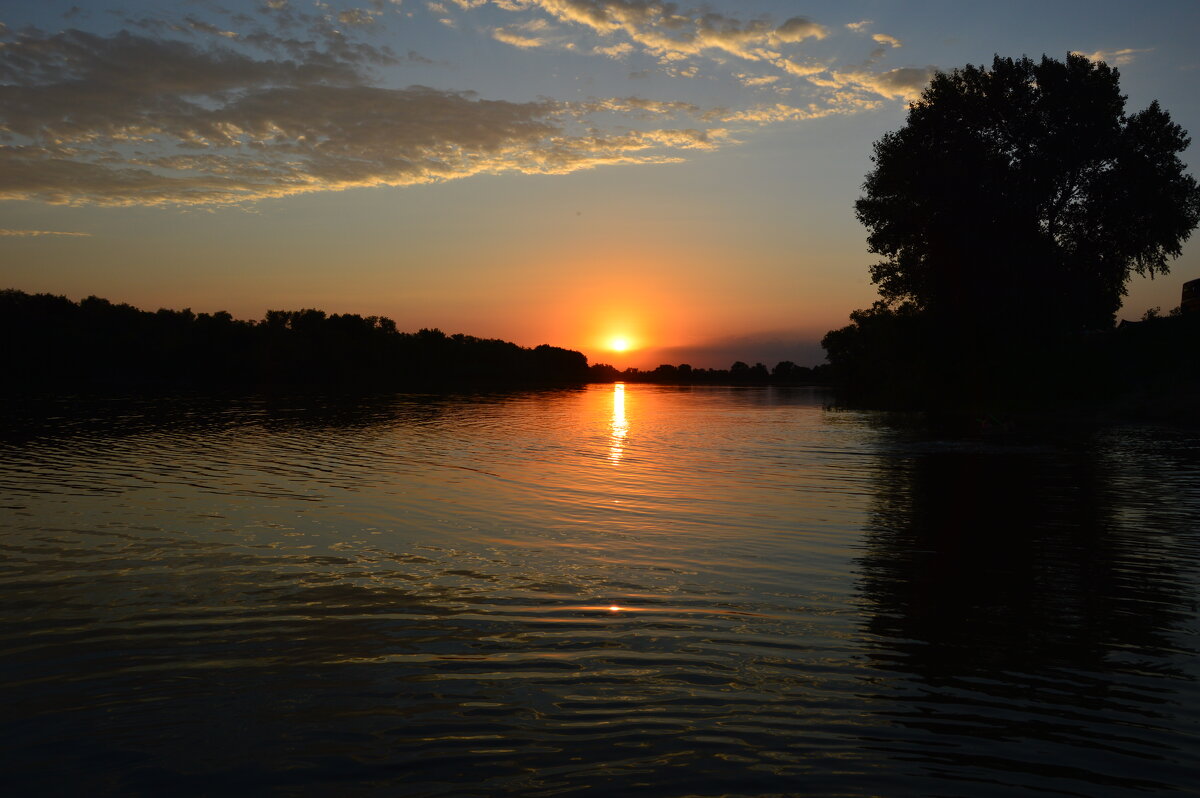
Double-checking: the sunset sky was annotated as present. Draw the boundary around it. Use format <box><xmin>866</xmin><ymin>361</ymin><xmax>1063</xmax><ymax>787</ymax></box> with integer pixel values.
<box><xmin>2</xmin><ymin>0</ymin><xmax>1198</xmax><ymax>368</ymax></box>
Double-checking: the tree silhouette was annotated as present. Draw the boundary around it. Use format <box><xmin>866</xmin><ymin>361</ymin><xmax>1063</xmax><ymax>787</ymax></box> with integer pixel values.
<box><xmin>826</xmin><ymin>53</ymin><xmax>1200</xmax><ymax>408</ymax></box>
<box><xmin>856</xmin><ymin>54</ymin><xmax>1199</xmax><ymax>335</ymax></box>
<box><xmin>0</xmin><ymin>289</ymin><xmax>591</xmax><ymax>391</ymax></box>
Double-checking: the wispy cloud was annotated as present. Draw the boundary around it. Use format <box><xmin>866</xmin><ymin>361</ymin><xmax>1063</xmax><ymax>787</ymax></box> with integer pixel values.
<box><xmin>809</xmin><ymin>66</ymin><xmax>935</xmax><ymax>102</ymax></box>
<box><xmin>734</xmin><ymin>72</ymin><xmax>780</xmax><ymax>88</ymax></box>
<box><xmin>1071</xmin><ymin>47</ymin><xmax>1153</xmax><ymax>66</ymax></box>
<box><xmin>485</xmin><ymin>0</ymin><xmax>827</xmax><ymax>66</ymax></box>
<box><xmin>0</xmin><ymin>229</ymin><xmax>92</xmax><ymax>237</ymax></box>
<box><xmin>492</xmin><ymin>27</ymin><xmax>547</xmax><ymax>48</ymax></box>
<box><xmin>721</xmin><ymin>94</ymin><xmax>881</xmax><ymax>123</ymax></box>
<box><xmin>473</xmin><ymin>1</ymin><xmax>921</xmax><ymax>104</ymax></box>
<box><xmin>337</xmin><ymin>8</ymin><xmax>381</xmax><ymax>26</ymax></box>
<box><xmin>593</xmin><ymin>41</ymin><xmax>633</xmax><ymax>59</ymax></box>
<box><xmin>579</xmin><ymin>97</ymin><xmax>703</xmax><ymax>117</ymax></box>
<box><xmin>0</xmin><ymin>26</ymin><xmax>733</xmax><ymax>206</ymax></box>
<box><xmin>0</xmin><ymin>3</ymin><xmax>929</xmax><ymax>208</ymax></box>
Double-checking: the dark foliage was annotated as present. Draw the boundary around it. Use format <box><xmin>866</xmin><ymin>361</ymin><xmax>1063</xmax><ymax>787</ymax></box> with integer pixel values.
<box><xmin>821</xmin><ymin>302</ymin><xmax>936</xmax><ymax>408</ymax></box>
<box><xmin>0</xmin><ymin>289</ymin><xmax>589</xmax><ymax>391</ymax></box>
<box><xmin>858</xmin><ymin>54</ymin><xmax>1199</xmax><ymax>333</ymax></box>
<box><xmin>826</xmin><ymin>53</ymin><xmax>1200</xmax><ymax>410</ymax></box>
<box><xmin>824</xmin><ymin>300</ymin><xmax>1200</xmax><ymax>415</ymax></box>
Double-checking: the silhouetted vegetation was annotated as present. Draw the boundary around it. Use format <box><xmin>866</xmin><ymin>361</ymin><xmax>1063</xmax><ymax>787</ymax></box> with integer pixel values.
<box><xmin>588</xmin><ymin>360</ymin><xmax>829</xmax><ymax>386</ymax></box>
<box><xmin>0</xmin><ymin>289</ymin><xmax>589</xmax><ymax>391</ymax></box>
<box><xmin>824</xmin><ymin>54</ymin><xmax>1200</xmax><ymax>414</ymax></box>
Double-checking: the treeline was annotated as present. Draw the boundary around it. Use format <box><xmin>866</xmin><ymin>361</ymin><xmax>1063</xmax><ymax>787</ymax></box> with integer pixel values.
<box><xmin>823</xmin><ymin>305</ymin><xmax>1200</xmax><ymax>418</ymax></box>
<box><xmin>589</xmin><ymin>360</ymin><xmax>829</xmax><ymax>385</ymax></box>
<box><xmin>0</xmin><ymin>289</ymin><xmax>589</xmax><ymax>390</ymax></box>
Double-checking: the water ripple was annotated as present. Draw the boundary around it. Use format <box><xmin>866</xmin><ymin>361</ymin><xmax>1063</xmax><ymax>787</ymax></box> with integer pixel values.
<box><xmin>1</xmin><ymin>387</ymin><xmax>1198</xmax><ymax>795</ymax></box>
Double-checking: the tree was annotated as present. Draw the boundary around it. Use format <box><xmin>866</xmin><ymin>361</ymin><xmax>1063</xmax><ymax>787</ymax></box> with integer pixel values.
<box><xmin>855</xmin><ymin>54</ymin><xmax>1200</xmax><ymax>336</ymax></box>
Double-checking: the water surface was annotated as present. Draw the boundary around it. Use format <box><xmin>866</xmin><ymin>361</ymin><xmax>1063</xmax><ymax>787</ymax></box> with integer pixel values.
<box><xmin>2</xmin><ymin>385</ymin><xmax>1198</xmax><ymax>795</ymax></box>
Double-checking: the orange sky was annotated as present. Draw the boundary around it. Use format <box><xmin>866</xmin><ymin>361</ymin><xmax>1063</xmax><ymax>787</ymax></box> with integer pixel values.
<box><xmin>1</xmin><ymin>1</ymin><xmax>1197</xmax><ymax>368</ymax></box>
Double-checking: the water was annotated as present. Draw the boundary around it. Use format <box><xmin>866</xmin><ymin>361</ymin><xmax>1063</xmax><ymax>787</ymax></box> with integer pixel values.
<box><xmin>1</xmin><ymin>385</ymin><xmax>1198</xmax><ymax>796</ymax></box>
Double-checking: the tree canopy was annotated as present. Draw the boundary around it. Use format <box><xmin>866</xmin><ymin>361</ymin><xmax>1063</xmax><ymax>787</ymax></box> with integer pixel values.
<box><xmin>855</xmin><ymin>53</ymin><xmax>1200</xmax><ymax>334</ymax></box>
<box><xmin>0</xmin><ymin>289</ymin><xmax>590</xmax><ymax>390</ymax></box>
<box><xmin>823</xmin><ymin>53</ymin><xmax>1200</xmax><ymax>410</ymax></box>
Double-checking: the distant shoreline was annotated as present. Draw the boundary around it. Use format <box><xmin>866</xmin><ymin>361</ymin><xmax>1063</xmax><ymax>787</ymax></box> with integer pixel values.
<box><xmin>2</xmin><ymin>289</ymin><xmax>828</xmax><ymax>394</ymax></box>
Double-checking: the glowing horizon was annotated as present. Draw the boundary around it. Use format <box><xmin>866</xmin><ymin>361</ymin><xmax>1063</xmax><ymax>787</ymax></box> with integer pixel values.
<box><xmin>0</xmin><ymin>0</ymin><xmax>1194</xmax><ymax>366</ymax></box>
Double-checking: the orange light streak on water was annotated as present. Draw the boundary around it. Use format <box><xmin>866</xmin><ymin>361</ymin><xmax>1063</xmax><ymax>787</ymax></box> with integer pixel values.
<box><xmin>609</xmin><ymin>382</ymin><xmax>627</xmax><ymax>464</ymax></box>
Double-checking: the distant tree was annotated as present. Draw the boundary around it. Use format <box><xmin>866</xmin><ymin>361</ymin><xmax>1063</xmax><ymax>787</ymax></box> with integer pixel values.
<box><xmin>653</xmin><ymin>364</ymin><xmax>679</xmax><ymax>379</ymax></box>
<box><xmin>821</xmin><ymin>302</ymin><xmax>932</xmax><ymax>406</ymax></box>
<box><xmin>770</xmin><ymin>361</ymin><xmax>815</xmax><ymax>384</ymax></box>
<box><xmin>856</xmin><ymin>54</ymin><xmax>1200</xmax><ymax>335</ymax></box>
<box><xmin>589</xmin><ymin>362</ymin><xmax>621</xmax><ymax>381</ymax></box>
<box><xmin>0</xmin><ymin>289</ymin><xmax>592</xmax><ymax>391</ymax></box>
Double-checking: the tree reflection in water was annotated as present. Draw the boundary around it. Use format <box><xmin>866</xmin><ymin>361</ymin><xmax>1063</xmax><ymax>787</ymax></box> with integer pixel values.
<box><xmin>855</xmin><ymin>426</ymin><xmax>1199</xmax><ymax>794</ymax></box>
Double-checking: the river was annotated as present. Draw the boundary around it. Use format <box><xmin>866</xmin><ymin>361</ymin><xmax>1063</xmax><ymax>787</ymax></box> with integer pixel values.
<box><xmin>2</xmin><ymin>384</ymin><xmax>1197</xmax><ymax>795</ymax></box>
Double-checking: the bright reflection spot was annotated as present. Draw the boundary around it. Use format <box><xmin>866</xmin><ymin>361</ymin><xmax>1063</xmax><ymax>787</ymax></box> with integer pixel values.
<box><xmin>610</xmin><ymin>383</ymin><xmax>627</xmax><ymax>463</ymax></box>
<box><xmin>609</xmin><ymin>605</ymin><xmax>621</xmax><ymax>612</ymax></box>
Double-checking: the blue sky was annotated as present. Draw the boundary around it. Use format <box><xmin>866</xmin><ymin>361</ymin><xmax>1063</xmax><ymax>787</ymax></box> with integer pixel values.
<box><xmin>1</xmin><ymin>0</ymin><xmax>1197</xmax><ymax>367</ymax></box>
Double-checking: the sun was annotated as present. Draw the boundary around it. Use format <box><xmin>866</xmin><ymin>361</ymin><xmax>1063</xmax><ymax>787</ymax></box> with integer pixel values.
<box><xmin>609</xmin><ymin>337</ymin><xmax>631</xmax><ymax>352</ymax></box>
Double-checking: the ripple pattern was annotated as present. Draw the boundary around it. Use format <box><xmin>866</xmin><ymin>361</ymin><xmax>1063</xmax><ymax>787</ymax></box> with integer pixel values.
<box><xmin>1</xmin><ymin>386</ymin><xmax>1198</xmax><ymax>796</ymax></box>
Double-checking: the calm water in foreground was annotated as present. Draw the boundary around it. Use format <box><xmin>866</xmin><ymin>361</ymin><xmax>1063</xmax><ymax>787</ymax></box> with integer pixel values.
<box><xmin>2</xmin><ymin>384</ymin><xmax>1198</xmax><ymax>796</ymax></box>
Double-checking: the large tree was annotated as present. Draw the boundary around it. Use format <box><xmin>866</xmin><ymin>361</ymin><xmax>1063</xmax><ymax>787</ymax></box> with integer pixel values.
<box><xmin>855</xmin><ymin>54</ymin><xmax>1200</xmax><ymax>334</ymax></box>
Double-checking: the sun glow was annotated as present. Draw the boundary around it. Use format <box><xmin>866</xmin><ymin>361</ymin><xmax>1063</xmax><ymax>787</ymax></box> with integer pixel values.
<box><xmin>609</xmin><ymin>337</ymin><xmax>631</xmax><ymax>352</ymax></box>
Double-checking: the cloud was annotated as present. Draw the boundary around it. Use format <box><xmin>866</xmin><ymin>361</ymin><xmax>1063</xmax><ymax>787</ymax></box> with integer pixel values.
<box><xmin>856</xmin><ymin>66</ymin><xmax>934</xmax><ymax>99</ymax></box>
<box><xmin>773</xmin><ymin>17</ymin><xmax>826</xmax><ymax>44</ymax></box>
<box><xmin>483</xmin><ymin>1</ymin><xmax>826</xmax><ymax>66</ymax></box>
<box><xmin>773</xmin><ymin>57</ymin><xmax>827</xmax><ymax>78</ymax></box>
<box><xmin>0</xmin><ymin>228</ymin><xmax>92</xmax><ymax>237</ymax></box>
<box><xmin>579</xmin><ymin>96</ymin><xmax>702</xmax><ymax>117</ymax></box>
<box><xmin>337</xmin><ymin>8</ymin><xmax>380</xmax><ymax>25</ymax></box>
<box><xmin>492</xmin><ymin>27</ymin><xmax>546</xmax><ymax>48</ymax></box>
<box><xmin>810</xmin><ymin>65</ymin><xmax>935</xmax><ymax>102</ymax></box>
<box><xmin>492</xmin><ymin>17</ymin><xmax>559</xmax><ymax>48</ymax></box>
<box><xmin>185</xmin><ymin>17</ymin><xmax>240</xmax><ymax>39</ymax></box>
<box><xmin>0</xmin><ymin>28</ymin><xmax>732</xmax><ymax>206</ymax></box>
<box><xmin>841</xmin><ymin>19</ymin><xmax>903</xmax><ymax>67</ymax></box>
<box><xmin>0</xmin><ymin>5</ymin><xmax>927</xmax><ymax>208</ymax></box>
<box><xmin>839</xmin><ymin>20</ymin><xmax>903</xmax><ymax>67</ymax></box>
<box><xmin>459</xmin><ymin>2</ymin><xmax>924</xmax><ymax>109</ymax></box>
<box><xmin>734</xmin><ymin>72</ymin><xmax>779</xmax><ymax>87</ymax></box>
<box><xmin>1071</xmin><ymin>47</ymin><xmax>1152</xmax><ymax>66</ymax></box>
<box><xmin>721</xmin><ymin>94</ymin><xmax>880</xmax><ymax>124</ymax></box>
<box><xmin>593</xmin><ymin>41</ymin><xmax>633</xmax><ymax>58</ymax></box>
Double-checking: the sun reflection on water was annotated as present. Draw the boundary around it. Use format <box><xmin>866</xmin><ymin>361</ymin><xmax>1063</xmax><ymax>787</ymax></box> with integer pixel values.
<box><xmin>609</xmin><ymin>382</ymin><xmax>628</xmax><ymax>463</ymax></box>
